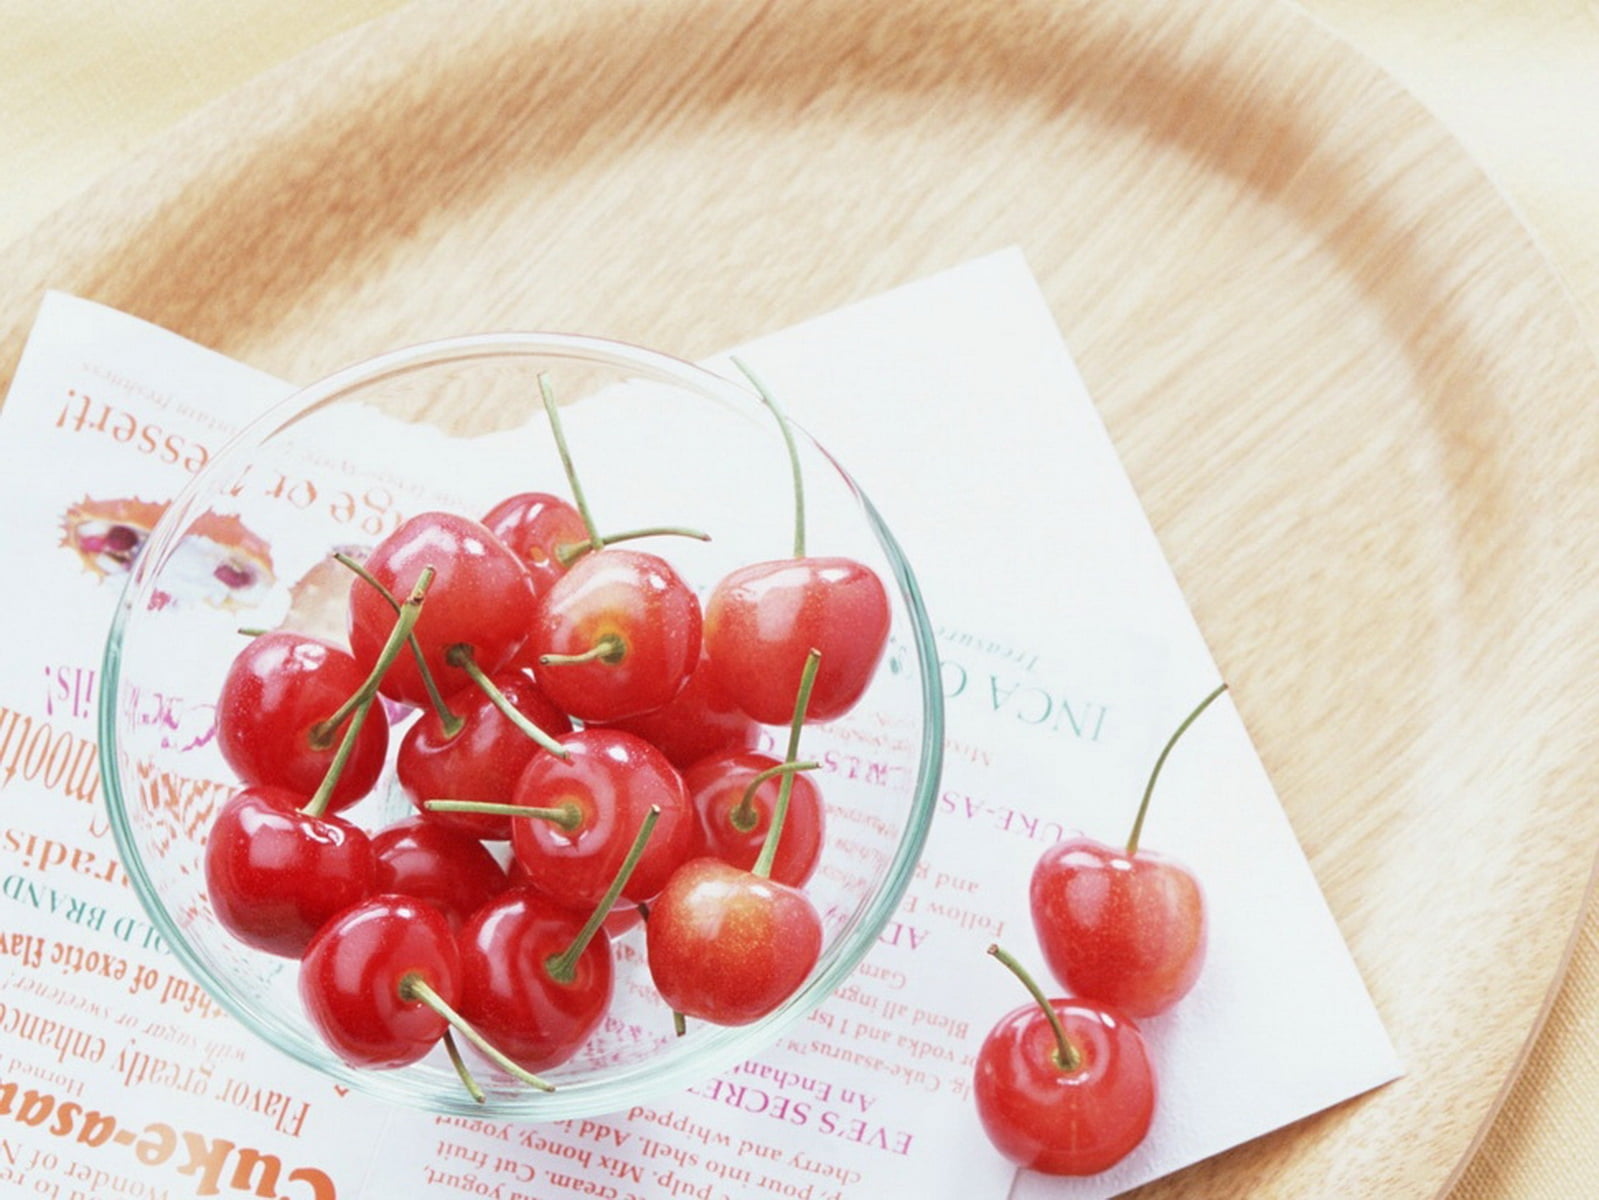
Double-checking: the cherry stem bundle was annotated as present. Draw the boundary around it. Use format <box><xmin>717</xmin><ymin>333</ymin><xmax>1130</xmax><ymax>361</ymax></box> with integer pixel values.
<box><xmin>539</xmin><ymin>373</ymin><xmax>604</xmax><ymax>552</ymax></box>
<box><xmin>730</xmin><ymin>760</ymin><xmax>820</xmax><ymax>833</ymax></box>
<box><xmin>1125</xmin><ymin>682</ymin><xmax>1228</xmax><ymax>857</ymax></box>
<box><xmin>731</xmin><ymin>356</ymin><xmax>806</xmax><ymax>559</ymax></box>
<box><xmin>752</xmin><ymin>648</ymin><xmax>821</xmax><ymax>879</ymax></box>
<box><xmin>330</xmin><ymin>552</ymin><xmax>463</xmax><ymax>738</ymax></box>
<box><xmin>445</xmin><ymin>644</ymin><xmax>570</xmax><ymax>759</ymax></box>
<box><xmin>302</xmin><ymin>568</ymin><xmax>432</xmax><ymax>819</ymax></box>
<box><xmin>423</xmin><ymin>798</ymin><xmax>584</xmax><ymax>834</ymax></box>
<box><xmin>398</xmin><ymin>973</ymin><xmax>555</xmax><ymax>1093</ymax></box>
<box><xmin>988</xmin><ymin>943</ymin><xmax>1081</xmax><ymax>1073</ymax></box>
<box><xmin>545</xmin><ymin>806</ymin><xmax>660</xmax><ymax>985</ymax></box>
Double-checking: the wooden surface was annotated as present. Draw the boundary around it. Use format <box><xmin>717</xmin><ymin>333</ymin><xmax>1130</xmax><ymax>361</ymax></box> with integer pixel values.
<box><xmin>4</xmin><ymin>1</ymin><xmax>1598</xmax><ymax>1195</ymax></box>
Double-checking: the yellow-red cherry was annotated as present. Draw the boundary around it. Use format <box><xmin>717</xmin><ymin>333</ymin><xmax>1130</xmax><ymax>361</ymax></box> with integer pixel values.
<box><xmin>530</xmin><ymin>548</ymin><xmax>702</xmax><ymax>723</ymax></box>
<box><xmin>644</xmin><ymin>857</ymin><xmax>822</xmax><ymax>1026</ymax></box>
<box><xmin>706</xmin><ymin>360</ymin><xmax>891</xmax><ymax>725</ymax></box>
<box><xmin>1030</xmin><ymin>684</ymin><xmax>1225</xmax><ymax>1018</ymax></box>
<box><xmin>702</xmin><ymin>557</ymin><xmax>889</xmax><ymax>725</ymax></box>
<box><xmin>1029</xmin><ymin>840</ymin><xmax>1206</xmax><ymax>1019</ymax></box>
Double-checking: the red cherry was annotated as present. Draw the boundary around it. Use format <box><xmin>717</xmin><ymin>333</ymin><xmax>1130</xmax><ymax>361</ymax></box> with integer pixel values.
<box><xmin>397</xmin><ymin>670</ymin><xmax>572</xmax><ymax>840</ymax></box>
<box><xmin>531</xmin><ymin>548</ymin><xmax>701</xmax><ymax>722</ymax></box>
<box><xmin>458</xmin><ymin>803</ymin><xmax>659</xmax><ymax>1073</ymax></box>
<box><xmin>1029</xmin><ymin>684</ymin><xmax>1224</xmax><ymax>1017</ymax></box>
<box><xmin>481</xmin><ymin>491</ymin><xmax>589</xmax><ymax>595</ymax></box>
<box><xmin>706</xmin><ymin>360</ymin><xmax>890</xmax><ymax>725</ymax></box>
<box><xmin>645</xmin><ymin>857</ymin><xmax>822</xmax><ymax>1025</ymax></box>
<box><xmin>298</xmin><ymin>895</ymin><xmax>459</xmax><ymax>1069</ymax></box>
<box><xmin>685</xmin><ymin>751</ymin><xmax>823</xmax><ymax>887</ymax></box>
<box><xmin>216</xmin><ymin>631</ymin><xmax>389</xmax><ymax>813</ymax></box>
<box><xmin>347</xmin><ymin>511</ymin><xmax>536</xmax><ymax>708</ymax></box>
<box><xmin>602</xmin><ymin>649</ymin><xmax>760</xmax><ymax>768</ymax></box>
<box><xmin>703</xmin><ymin>557</ymin><xmax>888</xmax><ymax>724</ymax></box>
<box><xmin>974</xmin><ymin>947</ymin><xmax>1156</xmax><ymax>1176</ymax></box>
<box><xmin>457</xmin><ymin>888</ymin><xmax>614</xmax><ymax>1072</ymax></box>
<box><xmin>1030</xmin><ymin>839</ymin><xmax>1206</xmax><ymax>1019</ymax></box>
<box><xmin>204</xmin><ymin>786</ymin><xmax>375</xmax><ymax>958</ymax></box>
<box><xmin>370</xmin><ymin>816</ymin><xmax>510</xmax><ymax>931</ymax></box>
<box><xmin>509</xmin><ymin>729</ymin><xmax>694</xmax><ymax>908</ymax></box>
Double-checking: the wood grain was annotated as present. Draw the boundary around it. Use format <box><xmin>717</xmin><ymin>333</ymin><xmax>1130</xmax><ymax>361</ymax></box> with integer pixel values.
<box><xmin>3</xmin><ymin>0</ymin><xmax>1596</xmax><ymax>1194</ymax></box>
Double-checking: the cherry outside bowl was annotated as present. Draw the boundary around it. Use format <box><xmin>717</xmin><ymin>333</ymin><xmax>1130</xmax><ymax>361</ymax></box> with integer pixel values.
<box><xmin>97</xmin><ymin>333</ymin><xmax>943</xmax><ymax>1119</ymax></box>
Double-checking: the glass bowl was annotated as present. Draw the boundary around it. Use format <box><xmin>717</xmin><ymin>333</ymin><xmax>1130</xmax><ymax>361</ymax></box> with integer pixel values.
<box><xmin>98</xmin><ymin>333</ymin><xmax>942</xmax><ymax>1119</ymax></box>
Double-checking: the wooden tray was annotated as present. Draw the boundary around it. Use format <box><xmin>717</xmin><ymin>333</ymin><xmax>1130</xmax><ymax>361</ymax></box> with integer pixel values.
<box><xmin>4</xmin><ymin>0</ymin><xmax>1596</xmax><ymax>1194</ymax></box>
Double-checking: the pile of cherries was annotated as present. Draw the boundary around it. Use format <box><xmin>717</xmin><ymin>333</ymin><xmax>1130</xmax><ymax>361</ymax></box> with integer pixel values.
<box><xmin>975</xmin><ymin>684</ymin><xmax>1226</xmax><ymax>1176</ymax></box>
<box><xmin>202</xmin><ymin>365</ymin><xmax>891</xmax><ymax>1098</ymax></box>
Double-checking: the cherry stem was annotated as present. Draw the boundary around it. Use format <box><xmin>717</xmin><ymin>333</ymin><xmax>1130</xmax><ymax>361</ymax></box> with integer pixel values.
<box><xmin>539</xmin><ymin>633</ymin><xmax>625</xmax><ymax>668</ymax></box>
<box><xmin>730</xmin><ymin>760</ymin><xmax>820</xmax><ymax>834</ymax></box>
<box><xmin>302</xmin><ymin>568</ymin><xmax>432</xmax><ymax>819</ymax></box>
<box><xmin>752</xmin><ymin>648</ymin><xmax>821</xmax><ymax>879</ymax></box>
<box><xmin>987</xmin><ymin>944</ymin><xmax>1081</xmax><ymax>1073</ymax></box>
<box><xmin>399</xmin><ymin>973</ymin><xmax>555</xmax><ymax>1093</ymax></box>
<box><xmin>236</xmin><ymin>626</ymin><xmax>268</xmax><ymax>638</ymax></box>
<box><xmin>445</xmin><ymin>644</ymin><xmax>570</xmax><ymax>759</ymax></box>
<box><xmin>1125</xmin><ymin>682</ymin><xmax>1228</xmax><ymax>857</ymax></box>
<box><xmin>329</xmin><ymin>552</ymin><xmax>464</xmax><ymax>738</ymax></box>
<box><xmin>539</xmin><ymin>373</ymin><xmax>603</xmax><ymax>552</ymax></box>
<box><xmin>442</xmin><ymin>1029</ymin><xmax>487</xmax><ymax>1104</ymax></box>
<box><xmin>731</xmin><ymin>356</ymin><xmax>805</xmax><ymax>559</ymax></box>
<box><xmin>545</xmin><ymin>806</ymin><xmax>660</xmax><ymax>985</ymax></box>
<box><xmin>554</xmin><ymin>525</ymin><xmax>710</xmax><ymax>567</ymax></box>
<box><xmin>423</xmin><ymin>799</ymin><xmax>583</xmax><ymax>833</ymax></box>
<box><xmin>673</xmin><ymin>1010</ymin><xmax>687</xmax><ymax>1038</ymax></box>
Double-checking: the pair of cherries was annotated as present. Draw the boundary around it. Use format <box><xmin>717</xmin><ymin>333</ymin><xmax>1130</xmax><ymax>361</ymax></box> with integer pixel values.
<box><xmin>975</xmin><ymin>684</ymin><xmax>1227</xmax><ymax>1176</ymax></box>
<box><xmin>203</xmin><ymin>365</ymin><xmax>890</xmax><ymax>1091</ymax></box>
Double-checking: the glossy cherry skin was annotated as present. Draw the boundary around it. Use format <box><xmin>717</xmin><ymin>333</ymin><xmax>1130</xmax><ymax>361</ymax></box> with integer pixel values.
<box><xmin>1029</xmin><ymin>837</ymin><xmax>1206</xmax><ymax>1018</ymax></box>
<box><xmin>457</xmin><ymin>887</ymin><xmax>613</xmax><ymax>1072</ymax></box>
<box><xmin>603</xmin><ymin>650</ymin><xmax>760</xmax><ymax>769</ymax></box>
<box><xmin>369</xmin><ymin>816</ymin><xmax>510</xmax><ymax>931</ymax></box>
<box><xmin>204</xmin><ymin>786</ymin><xmax>374</xmax><ymax>958</ymax></box>
<box><xmin>481</xmin><ymin>491</ymin><xmax>589</xmax><ymax>597</ymax></box>
<box><xmin>974</xmin><ymin>995</ymin><xmax>1156</xmax><ymax>1175</ymax></box>
<box><xmin>347</xmin><ymin>510</ymin><xmax>537</xmax><ymax>708</ymax></box>
<box><xmin>703</xmin><ymin>557</ymin><xmax>890</xmax><ymax>724</ymax></box>
<box><xmin>645</xmin><ymin>857</ymin><xmax>822</xmax><ymax>1025</ymax></box>
<box><xmin>510</xmin><ymin>728</ymin><xmax>695</xmax><ymax>908</ymax></box>
<box><xmin>396</xmin><ymin>670</ymin><xmax>572</xmax><ymax>840</ymax></box>
<box><xmin>299</xmin><ymin>895</ymin><xmax>460</xmax><ymax>1069</ymax></box>
<box><xmin>684</xmin><ymin>751</ymin><xmax>824</xmax><ymax>887</ymax></box>
<box><xmin>216</xmin><ymin>631</ymin><xmax>389</xmax><ymax>813</ymax></box>
<box><xmin>530</xmin><ymin>548</ymin><xmax>701</xmax><ymax>723</ymax></box>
